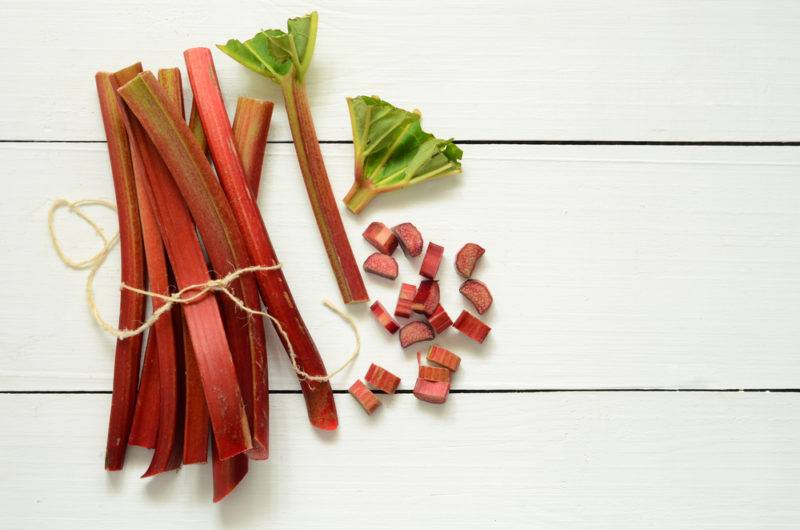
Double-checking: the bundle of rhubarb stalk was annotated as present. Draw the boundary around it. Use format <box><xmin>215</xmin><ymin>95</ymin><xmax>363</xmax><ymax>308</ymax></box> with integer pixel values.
<box><xmin>89</xmin><ymin>11</ymin><xmax>475</xmax><ymax>502</ymax></box>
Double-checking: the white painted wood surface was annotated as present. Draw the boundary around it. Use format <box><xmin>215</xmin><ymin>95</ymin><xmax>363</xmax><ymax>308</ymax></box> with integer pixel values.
<box><xmin>1</xmin><ymin>393</ymin><xmax>799</xmax><ymax>528</ymax></box>
<box><xmin>2</xmin><ymin>0</ymin><xmax>800</xmax><ymax>141</ymax></box>
<box><xmin>2</xmin><ymin>144</ymin><xmax>800</xmax><ymax>390</ymax></box>
<box><xmin>1</xmin><ymin>0</ymin><xmax>799</xmax><ymax>527</ymax></box>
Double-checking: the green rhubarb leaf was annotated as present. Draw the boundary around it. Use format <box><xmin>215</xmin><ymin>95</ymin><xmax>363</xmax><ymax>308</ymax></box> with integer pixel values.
<box><xmin>347</xmin><ymin>96</ymin><xmax>463</xmax><ymax>192</ymax></box>
<box><xmin>217</xmin><ymin>11</ymin><xmax>318</xmax><ymax>84</ymax></box>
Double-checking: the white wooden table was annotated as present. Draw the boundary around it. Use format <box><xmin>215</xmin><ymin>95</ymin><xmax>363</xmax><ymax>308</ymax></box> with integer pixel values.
<box><xmin>1</xmin><ymin>1</ymin><xmax>799</xmax><ymax>528</ymax></box>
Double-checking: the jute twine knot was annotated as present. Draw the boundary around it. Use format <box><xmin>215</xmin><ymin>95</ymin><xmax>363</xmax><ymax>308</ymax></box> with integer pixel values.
<box><xmin>48</xmin><ymin>198</ymin><xmax>359</xmax><ymax>382</ymax></box>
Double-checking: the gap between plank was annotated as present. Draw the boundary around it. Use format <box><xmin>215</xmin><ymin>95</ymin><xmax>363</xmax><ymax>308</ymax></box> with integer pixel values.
<box><xmin>2</xmin><ymin>388</ymin><xmax>799</xmax><ymax>395</ymax></box>
<box><xmin>1</xmin><ymin>139</ymin><xmax>800</xmax><ymax>146</ymax></box>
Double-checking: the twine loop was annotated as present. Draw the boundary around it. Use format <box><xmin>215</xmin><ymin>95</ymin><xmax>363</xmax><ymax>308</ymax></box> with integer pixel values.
<box><xmin>48</xmin><ymin>198</ymin><xmax>359</xmax><ymax>382</ymax></box>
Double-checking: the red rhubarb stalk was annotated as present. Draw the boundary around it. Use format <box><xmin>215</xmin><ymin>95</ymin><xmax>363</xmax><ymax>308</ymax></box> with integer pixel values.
<box><xmin>348</xmin><ymin>380</ymin><xmax>381</xmax><ymax>414</ymax></box>
<box><xmin>118</xmin><ymin>78</ymin><xmax>252</xmax><ymax>460</ymax></box>
<box><xmin>217</xmin><ymin>13</ymin><xmax>369</xmax><ymax>304</ymax></box>
<box><xmin>364</xmin><ymin>363</ymin><xmax>400</xmax><ymax>394</ymax></box>
<box><xmin>232</xmin><ymin>97</ymin><xmax>273</xmax><ymax>194</ymax></box>
<box><xmin>212</xmin><ymin>438</ymin><xmax>248</xmax><ymax>502</ymax></box>
<box><xmin>128</xmin><ymin>331</ymin><xmax>159</xmax><ymax>448</ymax></box>
<box><xmin>183</xmin><ymin>50</ymin><xmax>337</xmax><ymax>430</ymax></box>
<box><xmin>95</xmin><ymin>64</ymin><xmax>147</xmax><ymax>471</ymax></box>
<box><xmin>182</xmin><ymin>317</ymin><xmax>209</xmax><ymax>465</ymax></box>
<box><xmin>137</xmin><ymin>68</ymin><xmax>189</xmax><ymax>476</ymax></box>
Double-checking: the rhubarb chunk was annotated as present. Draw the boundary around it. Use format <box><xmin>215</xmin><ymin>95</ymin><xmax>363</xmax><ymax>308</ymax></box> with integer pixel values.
<box><xmin>453</xmin><ymin>310</ymin><xmax>492</xmax><ymax>343</ymax></box>
<box><xmin>394</xmin><ymin>283</ymin><xmax>417</xmax><ymax>318</ymax></box>
<box><xmin>413</xmin><ymin>378</ymin><xmax>450</xmax><ymax>404</ymax></box>
<box><xmin>399</xmin><ymin>321</ymin><xmax>435</xmax><ymax>348</ymax></box>
<box><xmin>419</xmin><ymin>242</ymin><xmax>444</xmax><ymax>279</ymax></box>
<box><xmin>392</xmin><ymin>222</ymin><xmax>423</xmax><ymax>257</ymax></box>
<box><xmin>349</xmin><ymin>380</ymin><xmax>381</xmax><ymax>414</ymax></box>
<box><xmin>363</xmin><ymin>252</ymin><xmax>398</xmax><ymax>280</ymax></box>
<box><xmin>369</xmin><ymin>301</ymin><xmax>400</xmax><ymax>335</ymax></box>
<box><xmin>364</xmin><ymin>363</ymin><xmax>401</xmax><ymax>394</ymax></box>
<box><xmin>459</xmin><ymin>279</ymin><xmax>493</xmax><ymax>314</ymax></box>
<box><xmin>412</xmin><ymin>280</ymin><xmax>439</xmax><ymax>316</ymax></box>
<box><xmin>455</xmin><ymin>243</ymin><xmax>485</xmax><ymax>278</ymax></box>
<box><xmin>363</xmin><ymin>222</ymin><xmax>398</xmax><ymax>255</ymax></box>
<box><xmin>427</xmin><ymin>345</ymin><xmax>461</xmax><ymax>372</ymax></box>
<box><xmin>417</xmin><ymin>352</ymin><xmax>451</xmax><ymax>383</ymax></box>
<box><xmin>427</xmin><ymin>304</ymin><xmax>453</xmax><ymax>333</ymax></box>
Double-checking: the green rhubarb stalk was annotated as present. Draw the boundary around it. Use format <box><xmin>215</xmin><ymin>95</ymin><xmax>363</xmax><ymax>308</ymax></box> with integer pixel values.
<box><xmin>343</xmin><ymin>96</ymin><xmax>463</xmax><ymax>213</ymax></box>
<box><xmin>217</xmin><ymin>12</ymin><xmax>369</xmax><ymax>305</ymax></box>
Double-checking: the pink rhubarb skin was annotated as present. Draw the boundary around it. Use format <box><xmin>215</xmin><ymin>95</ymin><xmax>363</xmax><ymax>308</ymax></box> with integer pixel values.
<box><xmin>95</xmin><ymin>64</ymin><xmax>147</xmax><ymax>471</ymax></box>
<box><xmin>184</xmin><ymin>49</ymin><xmax>338</xmax><ymax>430</ymax></box>
<box><xmin>118</xmin><ymin>78</ymin><xmax>252</xmax><ymax>460</ymax></box>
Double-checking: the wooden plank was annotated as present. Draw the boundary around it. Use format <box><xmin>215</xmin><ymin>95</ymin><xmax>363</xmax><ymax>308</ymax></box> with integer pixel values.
<box><xmin>1</xmin><ymin>0</ymin><xmax>800</xmax><ymax>141</ymax></box>
<box><xmin>2</xmin><ymin>143</ymin><xmax>800</xmax><ymax>390</ymax></box>
<box><xmin>1</xmin><ymin>392</ymin><xmax>798</xmax><ymax>527</ymax></box>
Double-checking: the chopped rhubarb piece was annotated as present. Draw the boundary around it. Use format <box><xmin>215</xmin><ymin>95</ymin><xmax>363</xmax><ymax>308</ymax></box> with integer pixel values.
<box><xmin>459</xmin><ymin>279</ymin><xmax>493</xmax><ymax>315</ymax></box>
<box><xmin>419</xmin><ymin>242</ymin><xmax>444</xmax><ymax>279</ymax></box>
<box><xmin>399</xmin><ymin>321</ymin><xmax>435</xmax><ymax>348</ymax></box>
<box><xmin>413</xmin><ymin>378</ymin><xmax>450</xmax><ymax>404</ymax></box>
<box><xmin>394</xmin><ymin>283</ymin><xmax>417</xmax><ymax>318</ymax></box>
<box><xmin>453</xmin><ymin>310</ymin><xmax>492</xmax><ymax>343</ymax></box>
<box><xmin>427</xmin><ymin>304</ymin><xmax>453</xmax><ymax>333</ymax></box>
<box><xmin>369</xmin><ymin>301</ymin><xmax>400</xmax><ymax>335</ymax></box>
<box><xmin>427</xmin><ymin>345</ymin><xmax>461</xmax><ymax>372</ymax></box>
<box><xmin>349</xmin><ymin>380</ymin><xmax>381</xmax><ymax>414</ymax></box>
<box><xmin>365</xmin><ymin>363</ymin><xmax>401</xmax><ymax>394</ymax></box>
<box><xmin>455</xmin><ymin>243</ymin><xmax>485</xmax><ymax>278</ymax></box>
<box><xmin>412</xmin><ymin>280</ymin><xmax>439</xmax><ymax>316</ymax></box>
<box><xmin>363</xmin><ymin>222</ymin><xmax>398</xmax><ymax>255</ymax></box>
<box><xmin>363</xmin><ymin>252</ymin><xmax>398</xmax><ymax>280</ymax></box>
<box><xmin>392</xmin><ymin>222</ymin><xmax>423</xmax><ymax>257</ymax></box>
<box><xmin>417</xmin><ymin>352</ymin><xmax>451</xmax><ymax>383</ymax></box>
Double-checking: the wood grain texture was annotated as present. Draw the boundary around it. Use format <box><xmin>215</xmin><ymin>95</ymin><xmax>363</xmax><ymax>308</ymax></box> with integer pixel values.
<box><xmin>1</xmin><ymin>393</ymin><xmax>798</xmax><ymax>528</ymax></box>
<box><xmin>3</xmin><ymin>143</ymin><xmax>799</xmax><ymax>390</ymax></box>
<box><xmin>1</xmin><ymin>0</ymin><xmax>800</xmax><ymax>141</ymax></box>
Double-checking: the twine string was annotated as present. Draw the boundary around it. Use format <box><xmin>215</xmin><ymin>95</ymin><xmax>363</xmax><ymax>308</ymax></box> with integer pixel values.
<box><xmin>48</xmin><ymin>198</ymin><xmax>359</xmax><ymax>382</ymax></box>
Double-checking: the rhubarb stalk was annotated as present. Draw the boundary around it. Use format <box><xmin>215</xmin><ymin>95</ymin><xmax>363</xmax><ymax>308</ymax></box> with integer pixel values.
<box><xmin>217</xmin><ymin>12</ymin><xmax>369</xmax><ymax>304</ymax></box>
<box><xmin>118</xmin><ymin>78</ymin><xmax>252</xmax><ymax>460</ymax></box>
<box><xmin>183</xmin><ymin>50</ymin><xmax>337</xmax><ymax>430</ymax></box>
<box><xmin>95</xmin><ymin>64</ymin><xmax>147</xmax><ymax>471</ymax></box>
<box><xmin>232</xmin><ymin>97</ymin><xmax>273</xmax><ymax>194</ymax></box>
